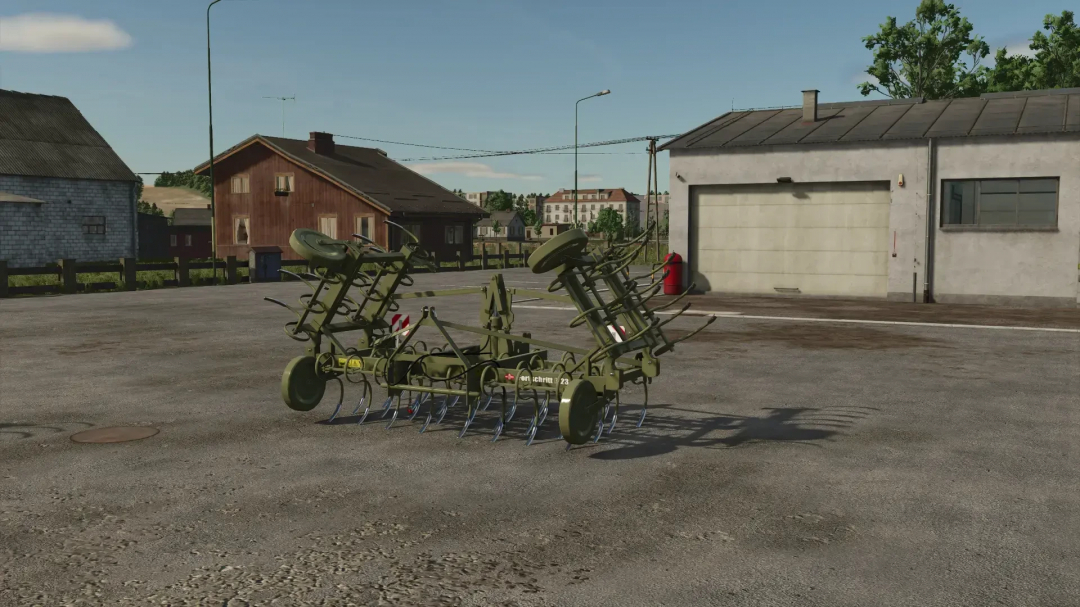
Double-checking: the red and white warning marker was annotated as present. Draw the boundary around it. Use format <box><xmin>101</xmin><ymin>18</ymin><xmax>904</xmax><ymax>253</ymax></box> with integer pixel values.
<box><xmin>392</xmin><ymin>313</ymin><xmax>410</xmax><ymax>346</ymax></box>
<box><xmin>607</xmin><ymin>324</ymin><xmax>626</xmax><ymax>343</ymax></box>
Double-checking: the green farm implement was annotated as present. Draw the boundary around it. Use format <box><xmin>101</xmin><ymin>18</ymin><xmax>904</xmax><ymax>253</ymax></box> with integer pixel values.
<box><xmin>268</xmin><ymin>221</ymin><xmax>714</xmax><ymax>448</ymax></box>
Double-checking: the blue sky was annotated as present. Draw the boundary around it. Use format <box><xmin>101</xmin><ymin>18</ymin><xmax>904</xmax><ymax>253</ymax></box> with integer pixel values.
<box><xmin>0</xmin><ymin>0</ymin><xmax>1060</xmax><ymax>195</ymax></box>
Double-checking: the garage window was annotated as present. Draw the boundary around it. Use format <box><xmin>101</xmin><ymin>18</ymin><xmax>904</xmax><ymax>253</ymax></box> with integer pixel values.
<box><xmin>942</xmin><ymin>178</ymin><xmax>1058</xmax><ymax>227</ymax></box>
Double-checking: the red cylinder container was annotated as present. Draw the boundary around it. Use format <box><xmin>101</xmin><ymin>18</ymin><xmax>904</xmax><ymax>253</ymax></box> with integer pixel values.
<box><xmin>663</xmin><ymin>252</ymin><xmax>683</xmax><ymax>295</ymax></box>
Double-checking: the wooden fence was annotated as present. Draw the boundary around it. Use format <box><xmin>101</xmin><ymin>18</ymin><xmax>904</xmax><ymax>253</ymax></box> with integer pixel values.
<box><xmin>0</xmin><ymin>243</ymin><xmax>542</xmax><ymax>298</ymax></box>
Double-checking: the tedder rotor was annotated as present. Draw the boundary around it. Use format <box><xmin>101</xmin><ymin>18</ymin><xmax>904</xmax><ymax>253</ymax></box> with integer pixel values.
<box><xmin>269</xmin><ymin>220</ymin><xmax>714</xmax><ymax>448</ymax></box>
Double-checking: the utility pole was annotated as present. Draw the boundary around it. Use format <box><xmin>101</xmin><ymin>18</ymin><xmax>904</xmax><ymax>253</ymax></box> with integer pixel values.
<box><xmin>264</xmin><ymin>96</ymin><xmax>296</xmax><ymax>137</ymax></box>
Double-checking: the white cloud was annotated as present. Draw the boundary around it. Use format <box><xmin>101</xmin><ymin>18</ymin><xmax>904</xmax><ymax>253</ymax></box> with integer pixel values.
<box><xmin>579</xmin><ymin>174</ymin><xmax>602</xmax><ymax>182</ymax></box>
<box><xmin>407</xmin><ymin>161</ymin><xmax>541</xmax><ymax>181</ymax></box>
<box><xmin>1004</xmin><ymin>41</ymin><xmax>1037</xmax><ymax>58</ymax></box>
<box><xmin>0</xmin><ymin>13</ymin><xmax>132</xmax><ymax>52</ymax></box>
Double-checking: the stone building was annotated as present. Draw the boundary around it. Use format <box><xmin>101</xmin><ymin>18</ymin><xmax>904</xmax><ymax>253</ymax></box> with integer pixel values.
<box><xmin>0</xmin><ymin>89</ymin><xmax>138</xmax><ymax>267</ymax></box>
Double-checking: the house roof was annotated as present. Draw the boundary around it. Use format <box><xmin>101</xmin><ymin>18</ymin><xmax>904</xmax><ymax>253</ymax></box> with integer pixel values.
<box><xmin>0</xmin><ymin>89</ymin><xmax>137</xmax><ymax>182</ymax></box>
<box><xmin>659</xmin><ymin>88</ymin><xmax>1080</xmax><ymax>152</ymax></box>
<box><xmin>194</xmin><ymin>134</ymin><xmax>486</xmax><ymax>218</ymax></box>
<box><xmin>477</xmin><ymin>211</ymin><xmax>521</xmax><ymax>227</ymax></box>
<box><xmin>172</xmin><ymin>207</ymin><xmax>212</xmax><ymax>226</ymax></box>
<box><xmin>545</xmin><ymin>188</ymin><xmax>639</xmax><ymax>203</ymax></box>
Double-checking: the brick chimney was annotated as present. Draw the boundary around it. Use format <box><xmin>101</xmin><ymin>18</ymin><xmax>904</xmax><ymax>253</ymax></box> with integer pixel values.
<box><xmin>802</xmin><ymin>89</ymin><xmax>819</xmax><ymax>123</ymax></box>
<box><xmin>308</xmin><ymin>131</ymin><xmax>334</xmax><ymax>155</ymax></box>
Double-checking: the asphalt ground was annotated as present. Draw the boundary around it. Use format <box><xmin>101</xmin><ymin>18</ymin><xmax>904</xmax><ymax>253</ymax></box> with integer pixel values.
<box><xmin>1</xmin><ymin>267</ymin><xmax>1078</xmax><ymax>606</ymax></box>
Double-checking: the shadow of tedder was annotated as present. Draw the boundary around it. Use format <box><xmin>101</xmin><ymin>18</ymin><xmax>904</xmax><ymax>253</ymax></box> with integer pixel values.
<box><xmin>587</xmin><ymin>404</ymin><xmax>880</xmax><ymax>460</ymax></box>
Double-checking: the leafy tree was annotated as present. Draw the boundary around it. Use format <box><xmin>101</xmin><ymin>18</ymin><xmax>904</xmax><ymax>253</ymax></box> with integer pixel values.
<box><xmin>484</xmin><ymin>190</ymin><xmax>514</xmax><ymax>212</ymax></box>
<box><xmin>137</xmin><ymin>200</ymin><xmax>164</xmax><ymax>216</ymax></box>
<box><xmin>155</xmin><ymin>170</ymin><xmax>212</xmax><ymax>198</ymax></box>
<box><xmin>987</xmin><ymin>11</ymin><xmax>1080</xmax><ymax>92</ymax></box>
<box><xmin>659</xmin><ymin>210</ymin><xmax>669</xmax><ymax>238</ymax></box>
<box><xmin>590</xmin><ymin>208</ymin><xmax>624</xmax><ymax>244</ymax></box>
<box><xmin>858</xmin><ymin>0</ymin><xmax>990</xmax><ymax>99</ymax></box>
<box><xmin>491</xmin><ymin>219</ymin><xmax>502</xmax><ymax>238</ymax></box>
<box><xmin>624</xmin><ymin>214</ymin><xmax>641</xmax><ymax>239</ymax></box>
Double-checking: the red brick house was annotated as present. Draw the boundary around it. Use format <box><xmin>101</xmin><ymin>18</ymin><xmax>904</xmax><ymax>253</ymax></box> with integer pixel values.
<box><xmin>193</xmin><ymin>132</ymin><xmax>486</xmax><ymax>262</ymax></box>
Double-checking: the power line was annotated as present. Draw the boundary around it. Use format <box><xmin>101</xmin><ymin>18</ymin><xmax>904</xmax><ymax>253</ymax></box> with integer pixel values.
<box><xmin>394</xmin><ymin>134</ymin><xmax>682</xmax><ymax>162</ymax></box>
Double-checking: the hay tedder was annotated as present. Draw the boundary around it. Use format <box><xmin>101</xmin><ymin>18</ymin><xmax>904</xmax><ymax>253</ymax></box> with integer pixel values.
<box><xmin>267</xmin><ymin>221</ymin><xmax>715</xmax><ymax>448</ymax></box>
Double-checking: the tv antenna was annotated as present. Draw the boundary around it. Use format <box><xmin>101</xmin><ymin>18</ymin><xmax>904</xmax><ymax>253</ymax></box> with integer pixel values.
<box><xmin>263</xmin><ymin>95</ymin><xmax>296</xmax><ymax>137</ymax></box>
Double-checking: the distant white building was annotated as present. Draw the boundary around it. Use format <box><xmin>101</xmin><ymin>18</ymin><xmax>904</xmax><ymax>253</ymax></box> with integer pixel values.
<box><xmin>542</xmin><ymin>188</ymin><xmax>640</xmax><ymax>226</ymax></box>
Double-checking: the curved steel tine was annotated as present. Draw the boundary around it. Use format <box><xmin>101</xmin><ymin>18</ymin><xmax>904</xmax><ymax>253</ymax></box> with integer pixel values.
<box><xmin>538</xmin><ymin>392</ymin><xmax>550</xmax><ymax>426</ymax></box>
<box><xmin>636</xmin><ymin>382</ymin><xmax>649</xmax><ymax>428</ymax></box>
<box><xmin>352</xmin><ymin>233</ymin><xmax>387</xmax><ymax>253</ymax></box>
<box><xmin>592</xmin><ymin>416</ymin><xmax>605</xmax><ymax>444</ymax></box>
<box><xmin>491</xmin><ymin>418</ymin><xmax>504</xmax><ymax>442</ymax></box>
<box><xmin>458</xmin><ymin>398</ymin><xmax>479</xmax><ymax>439</ymax></box>
<box><xmin>385</xmin><ymin>407</ymin><xmax>399</xmax><ymax>429</ymax></box>
<box><xmin>408</xmin><ymin>393</ymin><xmax>426</xmax><ymax>421</ymax></box>
<box><xmin>279</xmin><ymin>269</ymin><xmax>321</xmax><ymax>293</ymax></box>
<box><xmin>419</xmin><ymin>411</ymin><xmax>433</xmax><ymax>434</ymax></box>
<box><xmin>380</xmin><ymin>395</ymin><xmax>395</xmax><ymax>416</ymax></box>
<box><xmin>435</xmin><ymin>399</ymin><xmax>449</xmax><ymax>425</ymax></box>
<box><xmin>525</xmin><ymin>422</ymin><xmax>538</xmax><ymax>447</ymax></box>
<box><xmin>480</xmin><ymin>394</ymin><xmax>493</xmax><ymax>412</ymax></box>
<box><xmin>350</xmin><ymin>392</ymin><xmax>367</xmax><ymax>416</ymax></box>
<box><xmin>264</xmin><ymin>297</ymin><xmax>302</xmax><ymax>315</ymax></box>
<box><xmin>326</xmin><ymin>377</ymin><xmax>346</xmax><ymax>423</ymax></box>
<box><xmin>505</xmin><ymin>398</ymin><xmax>517</xmax><ymax>423</ymax></box>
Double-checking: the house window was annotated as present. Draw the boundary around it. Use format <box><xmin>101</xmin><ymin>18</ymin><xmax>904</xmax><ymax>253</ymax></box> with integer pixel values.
<box><xmin>275</xmin><ymin>173</ymin><xmax>295</xmax><ymax>192</ymax></box>
<box><xmin>354</xmin><ymin>215</ymin><xmax>374</xmax><ymax>241</ymax></box>
<box><xmin>318</xmin><ymin>215</ymin><xmax>338</xmax><ymax>239</ymax></box>
<box><xmin>942</xmin><ymin>178</ymin><xmax>1058</xmax><ymax>227</ymax></box>
<box><xmin>445</xmin><ymin>225</ymin><xmax>464</xmax><ymax>244</ymax></box>
<box><xmin>234</xmin><ymin>216</ymin><xmax>250</xmax><ymax>244</ymax></box>
<box><xmin>231</xmin><ymin>174</ymin><xmax>250</xmax><ymax>194</ymax></box>
<box><xmin>185</xmin><ymin>234</ymin><xmax>192</xmax><ymax>247</ymax></box>
<box><xmin>170</xmin><ymin>234</ymin><xmax>177</xmax><ymax>247</ymax></box>
<box><xmin>82</xmin><ymin>216</ymin><xmax>106</xmax><ymax>234</ymax></box>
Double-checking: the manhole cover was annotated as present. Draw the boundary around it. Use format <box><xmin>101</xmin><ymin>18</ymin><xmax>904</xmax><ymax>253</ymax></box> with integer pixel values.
<box><xmin>71</xmin><ymin>426</ymin><xmax>159</xmax><ymax>444</ymax></box>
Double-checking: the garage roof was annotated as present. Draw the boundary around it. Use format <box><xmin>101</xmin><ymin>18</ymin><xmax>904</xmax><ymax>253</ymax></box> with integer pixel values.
<box><xmin>659</xmin><ymin>88</ymin><xmax>1080</xmax><ymax>152</ymax></box>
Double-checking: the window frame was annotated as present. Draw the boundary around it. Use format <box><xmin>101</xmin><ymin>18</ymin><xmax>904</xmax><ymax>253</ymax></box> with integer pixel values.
<box><xmin>318</xmin><ymin>214</ymin><xmax>338</xmax><ymax>240</ymax></box>
<box><xmin>444</xmin><ymin>224</ymin><xmax>464</xmax><ymax>245</ymax></box>
<box><xmin>274</xmin><ymin>172</ymin><xmax>295</xmax><ymax>193</ymax></box>
<box><xmin>233</xmin><ymin>215</ymin><xmax>250</xmax><ymax>245</ymax></box>
<box><xmin>82</xmin><ymin>216</ymin><xmax>106</xmax><ymax>235</ymax></box>
<box><xmin>184</xmin><ymin>233</ymin><xmax>193</xmax><ymax>247</ymax></box>
<box><xmin>354</xmin><ymin>214</ymin><xmax>376</xmax><ymax>242</ymax></box>
<box><xmin>231</xmin><ymin>174</ymin><xmax>250</xmax><ymax>194</ymax></box>
<box><xmin>940</xmin><ymin>177</ymin><xmax>1059</xmax><ymax>230</ymax></box>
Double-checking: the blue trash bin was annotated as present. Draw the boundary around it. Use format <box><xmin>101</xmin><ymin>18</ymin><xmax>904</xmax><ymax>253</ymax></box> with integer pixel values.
<box><xmin>248</xmin><ymin>245</ymin><xmax>282</xmax><ymax>282</ymax></box>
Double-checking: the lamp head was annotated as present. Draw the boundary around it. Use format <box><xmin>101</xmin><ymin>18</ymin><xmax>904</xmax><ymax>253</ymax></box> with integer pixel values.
<box><xmin>598</xmin><ymin>89</ymin><xmax>611</xmax><ymax>96</ymax></box>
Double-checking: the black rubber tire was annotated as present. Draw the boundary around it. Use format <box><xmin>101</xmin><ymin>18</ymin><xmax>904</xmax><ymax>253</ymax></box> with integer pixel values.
<box><xmin>527</xmin><ymin>229</ymin><xmax>589</xmax><ymax>274</ymax></box>
<box><xmin>558</xmin><ymin>379</ymin><xmax>602</xmax><ymax>445</ymax></box>
<box><xmin>282</xmin><ymin>355</ymin><xmax>327</xmax><ymax>412</ymax></box>
<box><xmin>289</xmin><ymin>228</ymin><xmax>348</xmax><ymax>270</ymax></box>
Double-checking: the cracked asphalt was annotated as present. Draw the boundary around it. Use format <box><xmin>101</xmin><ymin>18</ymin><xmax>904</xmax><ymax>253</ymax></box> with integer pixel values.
<box><xmin>1</xmin><ymin>267</ymin><xmax>1078</xmax><ymax>606</ymax></box>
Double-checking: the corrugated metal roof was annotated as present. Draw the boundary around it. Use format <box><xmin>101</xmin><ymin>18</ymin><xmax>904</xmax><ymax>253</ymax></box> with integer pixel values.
<box><xmin>195</xmin><ymin>135</ymin><xmax>485</xmax><ymax>217</ymax></box>
<box><xmin>0</xmin><ymin>89</ymin><xmax>137</xmax><ymax>181</ymax></box>
<box><xmin>660</xmin><ymin>88</ymin><xmax>1080</xmax><ymax>152</ymax></box>
<box><xmin>477</xmin><ymin>211</ymin><xmax>521</xmax><ymax>227</ymax></box>
<box><xmin>171</xmin><ymin>207</ymin><xmax>212</xmax><ymax>226</ymax></box>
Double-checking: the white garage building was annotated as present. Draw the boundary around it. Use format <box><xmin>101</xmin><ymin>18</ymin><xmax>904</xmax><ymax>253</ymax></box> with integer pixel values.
<box><xmin>661</xmin><ymin>88</ymin><xmax>1080</xmax><ymax>307</ymax></box>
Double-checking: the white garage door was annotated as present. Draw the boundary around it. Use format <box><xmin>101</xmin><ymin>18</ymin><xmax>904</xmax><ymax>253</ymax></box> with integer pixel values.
<box><xmin>690</xmin><ymin>182</ymin><xmax>891</xmax><ymax>298</ymax></box>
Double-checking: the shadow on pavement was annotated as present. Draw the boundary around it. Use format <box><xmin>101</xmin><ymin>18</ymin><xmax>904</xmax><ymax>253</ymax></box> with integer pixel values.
<box><xmin>0</xmin><ymin>421</ymin><xmax>95</xmax><ymax>440</ymax></box>
<box><xmin>588</xmin><ymin>404</ymin><xmax>879</xmax><ymax>460</ymax></box>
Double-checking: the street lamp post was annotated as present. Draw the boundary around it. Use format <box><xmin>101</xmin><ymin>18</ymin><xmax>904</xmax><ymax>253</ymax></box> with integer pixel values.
<box><xmin>574</xmin><ymin>90</ymin><xmax>610</xmax><ymax>228</ymax></box>
<box><xmin>207</xmin><ymin>0</ymin><xmax>224</xmax><ymax>285</ymax></box>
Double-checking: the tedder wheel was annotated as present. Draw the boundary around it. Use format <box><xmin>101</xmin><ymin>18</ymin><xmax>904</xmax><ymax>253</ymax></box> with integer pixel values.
<box><xmin>282</xmin><ymin>355</ymin><xmax>327</xmax><ymax>411</ymax></box>
<box><xmin>527</xmin><ymin>229</ymin><xmax>589</xmax><ymax>274</ymax></box>
<box><xmin>559</xmin><ymin>379</ymin><xmax>603</xmax><ymax>445</ymax></box>
<box><xmin>289</xmin><ymin>228</ymin><xmax>348</xmax><ymax>271</ymax></box>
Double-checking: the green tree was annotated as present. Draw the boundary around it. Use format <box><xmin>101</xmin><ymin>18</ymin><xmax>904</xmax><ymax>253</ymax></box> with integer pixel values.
<box><xmin>155</xmin><ymin>170</ymin><xmax>212</xmax><ymax>198</ymax></box>
<box><xmin>858</xmin><ymin>0</ymin><xmax>990</xmax><ymax>99</ymax></box>
<box><xmin>624</xmin><ymin>214</ymin><xmax>641</xmax><ymax>239</ymax></box>
<box><xmin>987</xmin><ymin>11</ymin><xmax>1080</xmax><ymax>92</ymax></box>
<box><xmin>659</xmin><ymin>210</ymin><xmax>669</xmax><ymax>238</ymax></box>
<box><xmin>491</xmin><ymin>219</ymin><xmax>502</xmax><ymax>238</ymax></box>
<box><xmin>484</xmin><ymin>190</ymin><xmax>514</xmax><ymax>212</ymax></box>
<box><xmin>590</xmin><ymin>208</ymin><xmax>624</xmax><ymax>244</ymax></box>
